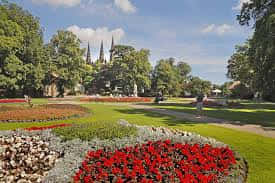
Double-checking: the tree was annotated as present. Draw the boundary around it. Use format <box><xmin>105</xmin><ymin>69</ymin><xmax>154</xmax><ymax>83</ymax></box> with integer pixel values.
<box><xmin>152</xmin><ymin>58</ymin><xmax>191</xmax><ymax>96</ymax></box>
<box><xmin>227</xmin><ymin>43</ymin><xmax>254</xmax><ymax>89</ymax></box>
<box><xmin>0</xmin><ymin>1</ymin><xmax>46</xmax><ymax>97</ymax></box>
<box><xmin>176</xmin><ymin>61</ymin><xmax>192</xmax><ymax>96</ymax></box>
<box><xmin>220</xmin><ymin>82</ymin><xmax>233</xmax><ymax>97</ymax></box>
<box><xmin>186</xmin><ymin>76</ymin><xmax>212</xmax><ymax>97</ymax></box>
<box><xmin>237</xmin><ymin>0</ymin><xmax>275</xmax><ymax>101</ymax></box>
<box><xmin>47</xmin><ymin>30</ymin><xmax>86</xmax><ymax>97</ymax></box>
<box><xmin>110</xmin><ymin>46</ymin><xmax>152</xmax><ymax>96</ymax></box>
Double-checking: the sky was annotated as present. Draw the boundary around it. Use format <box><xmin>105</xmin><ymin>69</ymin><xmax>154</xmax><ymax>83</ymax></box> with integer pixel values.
<box><xmin>13</xmin><ymin>0</ymin><xmax>253</xmax><ymax>84</ymax></box>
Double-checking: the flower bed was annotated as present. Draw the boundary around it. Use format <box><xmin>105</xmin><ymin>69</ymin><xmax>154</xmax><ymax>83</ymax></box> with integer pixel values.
<box><xmin>74</xmin><ymin>140</ymin><xmax>236</xmax><ymax>183</ymax></box>
<box><xmin>25</xmin><ymin>124</ymin><xmax>72</xmax><ymax>131</ymax></box>
<box><xmin>0</xmin><ymin>135</ymin><xmax>61</xmax><ymax>183</ymax></box>
<box><xmin>80</xmin><ymin>97</ymin><xmax>153</xmax><ymax>103</ymax></box>
<box><xmin>0</xmin><ymin>104</ymin><xmax>89</xmax><ymax>122</ymax></box>
<box><xmin>0</xmin><ymin>120</ymin><xmax>247</xmax><ymax>182</ymax></box>
<box><xmin>0</xmin><ymin>99</ymin><xmax>26</xmax><ymax>103</ymax></box>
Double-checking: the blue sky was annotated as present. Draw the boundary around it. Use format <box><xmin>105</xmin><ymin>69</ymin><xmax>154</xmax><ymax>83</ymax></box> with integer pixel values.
<box><xmin>13</xmin><ymin>0</ymin><xmax>252</xmax><ymax>84</ymax></box>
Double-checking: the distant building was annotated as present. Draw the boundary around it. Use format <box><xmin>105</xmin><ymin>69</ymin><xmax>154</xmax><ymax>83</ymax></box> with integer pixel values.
<box><xmin>109</xmin><ymin>36</ymin><xmax>115</xmax><ymax>62</ymax></box>
<box><xmin>86</xmin><ymin>42</ymin><xmax>92</xmax><ymax>65</ymax></box>
<box><xmin>85</xmin><ymin>37</ymin><xmax>115</xmax><ymax>65</ymax></box>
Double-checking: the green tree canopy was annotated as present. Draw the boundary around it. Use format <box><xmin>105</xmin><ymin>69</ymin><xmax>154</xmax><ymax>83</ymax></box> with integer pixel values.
<box><xmin>47</xmin><ymin>30</ymin><xmax>86</xmax><ymax>97</ymax></box>
<box><xmin>187</xmin><ymin>76</ymin><xmax>212</xmax><ymax>96</ymax></box>
<box><xmin>152</xmin><ymin>58</ymin><xmax>191</xmax><ymax>96</ymax></box>
<box><xmin>0</xmin><ymin>1</ymin><xmax>46</xmax><ymax>97</ymax></box>
<box><xmin>110</xmin><ymin>46</ymin><xmax>152</xmax><ymax>95</ymax></box>
<box><xmin>235</xmin><ymin>0</ymin><xmax>275</xmax><ymax>101</ymax></box>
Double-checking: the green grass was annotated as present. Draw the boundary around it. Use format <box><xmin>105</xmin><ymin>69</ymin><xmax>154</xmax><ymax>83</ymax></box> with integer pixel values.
<box><xmin>53</xmin><ymin>121</ymin><xmax>137</xmax><ymax>141</ymax></box>
<box><xmin>32</xmin><ymin>98</ymin><xmax>49</xmax><ymax>104</ymax></box>
<box><xmin>146</xmin><ymin>102</ymin><xmax>275</xmax><ymax>127</ymax></box>
<box><xmin>0</xmin><ymin>103</ymin><xmax>275</xmax><ymax>182</ymax></box>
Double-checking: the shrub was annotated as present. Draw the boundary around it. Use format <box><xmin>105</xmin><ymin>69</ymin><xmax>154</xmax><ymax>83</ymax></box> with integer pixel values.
<box><xmin>53</xmin><ymin>122</ymin><xmax>137</xmax><ymax>141</ymax></box>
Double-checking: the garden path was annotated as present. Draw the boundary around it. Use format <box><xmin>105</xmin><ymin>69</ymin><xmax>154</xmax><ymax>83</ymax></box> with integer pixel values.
<box><xmin>130</xmin><ymin>104</ymin><xmax>275</xmax><ymax>139</ymax></box>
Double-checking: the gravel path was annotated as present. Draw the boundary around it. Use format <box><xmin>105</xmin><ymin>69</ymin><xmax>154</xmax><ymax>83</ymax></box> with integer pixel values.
<box><xmin>130</xmin><ymin>104</ymin><xmax>275</xmax><ymax>139</ymax></box>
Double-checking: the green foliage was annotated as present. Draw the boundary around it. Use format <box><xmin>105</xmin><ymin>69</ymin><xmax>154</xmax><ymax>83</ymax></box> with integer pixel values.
<box><xmin>234</xmin><ymin>0</ymin><xmax>275</xmax><ymax>101</ymax></box>
<box><xmin>231</xmin><ymin>83</ymin><xmax>254</xmax><ymax>99</ymax></box>
<box><xmin>227</xmin><ymin>43</ymin><xmax>253</xmax><ymax>86</ymax></box>
<box><xmin>0</xmin><ymin>1</ymin><xmax>46</xmax><ymax>97</ymax></box>
<box><xmin>186</xmin><ymin>76</ymin><xmax>212</xmax><ymax>96</ymax></box>
<box><xmin>93</xmin><ymin>45</ymin><xmax>152</xmax><ymax>96</ymax></box>
<box><xmin>152</xmin><ymin>58</ymin><xmax>191</xmax><ymax>96</ymax></box>
<box><xmin>53</xmin><ymin>121</ymin><xmax>137</xmax><ymax>141</ymax></box>
<box><xmin>47</xmin><ymin>30</ymin><xmax>86</xmax><ymax>97</ymax></box>
<box><xmin>220</xmin><ymin>82</ymin><xmax>233</xmax><ymax>97</ymax></box>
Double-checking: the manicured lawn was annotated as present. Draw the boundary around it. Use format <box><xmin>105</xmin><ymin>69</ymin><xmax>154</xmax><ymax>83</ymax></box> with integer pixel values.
<box><xmin>146</xmin><ymin>102</ymin><xmax>275</xmax><ymax>127</ymax></box>
<box><xmin>0</xmin><ymin>103</ymin><xmax>275</xmax><ymax>182</ymax></box>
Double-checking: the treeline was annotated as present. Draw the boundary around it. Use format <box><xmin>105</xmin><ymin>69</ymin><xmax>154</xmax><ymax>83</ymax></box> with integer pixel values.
<box><xmin>227</xmin><ymin>0</ymin><xmax>275</xmax><ymax>102</ymax></box>
<box><xmin>0</xmin><ymin>1</ymin><xmax>213</xmax><ymax>98</ymax></box>
<box><xmin>0</xmin><ymin>1</ymin><xmax>85</xmax><ymax>97</ymax></box>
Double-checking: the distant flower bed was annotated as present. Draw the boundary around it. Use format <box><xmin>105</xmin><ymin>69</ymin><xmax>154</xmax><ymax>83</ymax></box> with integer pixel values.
<box><xmin>0</xmin><ymin>104</ymin><xmax>89</xmax><ymax>122</ymax></box>
<box><xmin>80</xmin><ymin>97</ymin><xmax>153</xmax><ymax>103</ymax></box>
<box><xmin>25</xmin><ymin>124</ymin><xmax>72</xmax><ymax>131</ymax></box>
<box><xmin>74</xmin><ymin>140</ymin><xmax>237</xmax><ymax>183</ymax></box>
<box><xmin>0</xmin><ymin>99</ymin><xmax>26</xmax><ymax>103</ymax></box>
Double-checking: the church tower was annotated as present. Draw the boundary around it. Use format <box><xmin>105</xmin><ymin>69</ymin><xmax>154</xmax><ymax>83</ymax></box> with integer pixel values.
<box><xmin>109</xmin><ymin>36</ymin><xmax>115</xmax><ymax>62</ymax></box>
<box><xmin>99</xmin><ymin>41</ymin><xmax>105</xmax><ymax>63</ymax></box>
<box><xmin>86</xmin><ymin>42</ymin><xmax>92</xmax><ymax>65</ymax></box>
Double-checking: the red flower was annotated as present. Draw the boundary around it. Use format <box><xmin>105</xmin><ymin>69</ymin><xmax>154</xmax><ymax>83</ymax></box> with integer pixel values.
<box><xmin>24</xmin><ymin>124</ymin><xmax>72</xmax><ymax>131</ymax></box>
<box><xmin>74</xmin><ymin>140</ymin><xmax>237</xmax><ymax>183</ymax></box>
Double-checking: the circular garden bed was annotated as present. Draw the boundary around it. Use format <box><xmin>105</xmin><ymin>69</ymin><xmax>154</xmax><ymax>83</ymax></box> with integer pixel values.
<box><xmin>0</xmin><ymin>104</ymin><xmax>90</xmax><ymax>122</ymax></box>
<box><xmin>0</xmin><ymin>121</ymin><xmax>248</xmax><ymax>182</ymax></box>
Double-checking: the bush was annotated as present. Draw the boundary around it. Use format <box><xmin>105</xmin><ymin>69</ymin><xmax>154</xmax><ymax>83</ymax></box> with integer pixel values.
<box><xmin>53</xmin><ymin>122</ymin><xmax>137</xmax><ymax>141</ymax></box>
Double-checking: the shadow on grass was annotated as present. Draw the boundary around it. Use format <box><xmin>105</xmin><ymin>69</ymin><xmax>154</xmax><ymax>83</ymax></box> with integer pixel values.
<box><xmin>136</xmin><ymin>103</ymin><xmax>275</xmax><ymax>127</ymax></box>
<box><xmin>114</xmin><ymin>108</ymin><xmax>201</xmax><ymax>127</ymax></box>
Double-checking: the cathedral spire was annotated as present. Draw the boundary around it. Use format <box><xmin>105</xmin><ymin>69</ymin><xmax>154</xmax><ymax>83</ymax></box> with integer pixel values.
<box><xmin>86</xmin><ymin>42</ymin><xmax>92</xmax><ymax>65</ymax></box>
<box><xmin>99</xmin><ymin>40</ymin><xmax>104</xmax><ymax>63</ymax></box>
<box><xmin>109</xmin><ymin>36</ymin><xmax>114</xmax><ymax>62</ymax></box>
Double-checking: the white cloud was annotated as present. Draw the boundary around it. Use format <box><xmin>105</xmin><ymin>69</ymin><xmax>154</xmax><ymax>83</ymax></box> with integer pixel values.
<box><xmin>31</xmin><ymin>0</ymin><xmax>81</xmax><ymax>7</ymax></box>
<box><xmin>67</xmin><ymin>25</ymin><xmax>125</xmax><ymax>48</ymax></box>
<box><xmin>232</xmin><ymin>0</ymin><xmax>251</xmax><ymax>10</ymax></box>
<box><xmin>201</xmin><ymin>24</ymin><xmax>216</xmax><ymax>33</ymax></box>
<box><xmin>201</xmin><ymin>24</ymin><xmax>234</xmax><ymax>35</ymax></box>
<box><xmin>114</xmin><ymin>0</ymin><xmax>137</xmax><ymax>14</ymax></box>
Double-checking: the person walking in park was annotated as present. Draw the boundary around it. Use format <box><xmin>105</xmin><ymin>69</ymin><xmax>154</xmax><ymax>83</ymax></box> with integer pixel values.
<box><xmin>196</xmin><ymin>94</ymin><xmax>204</xmax><ymax>117</ymax></box>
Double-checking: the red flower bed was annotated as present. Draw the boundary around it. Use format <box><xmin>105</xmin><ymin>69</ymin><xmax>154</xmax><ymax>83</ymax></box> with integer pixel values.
<box><xmin>0</xmin><ymin>104</ymin><xmax>89</xmax><ymax>122</ymax></box>
<box><xmin>74</xmin><ymin>140</ymin><xmax>236</xmax><ymax>183</ymax></box>
<box><xmin>25</xmin><ymin>124</ymin><xmax>72</xmax><ymax>131</ymax></box>
<box><xmin>80</xmin><ymin>97</ymin><xmax>153</xmax><ymax>103</ymax></box>
<box><xmin>0</xmin><ymin>99</ymin><xmax>26</xmax><ymax>103</ymax></box>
